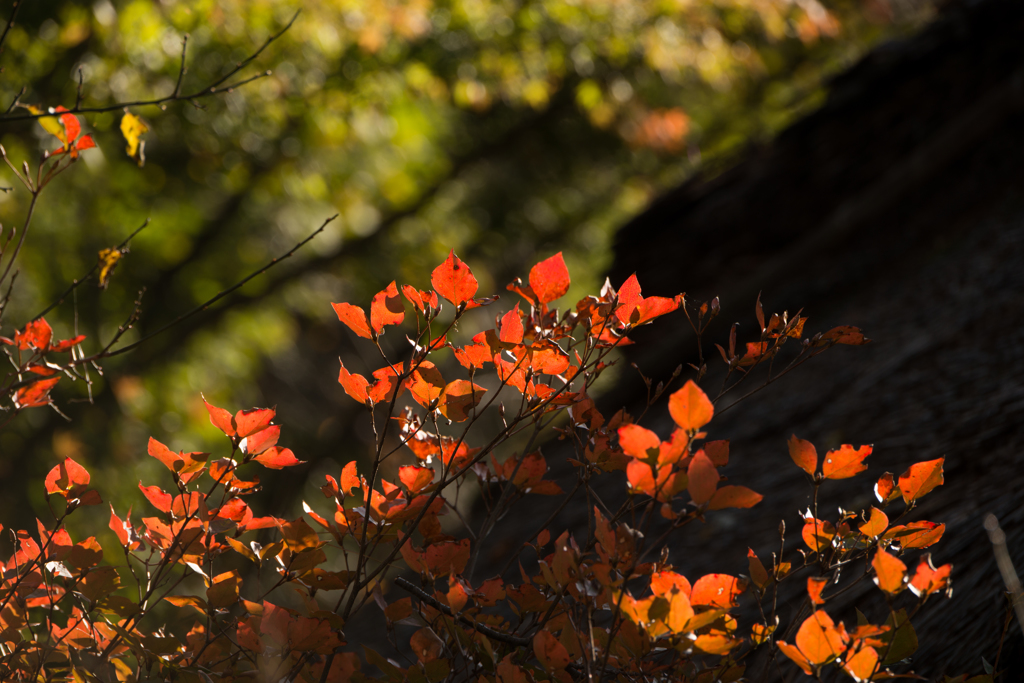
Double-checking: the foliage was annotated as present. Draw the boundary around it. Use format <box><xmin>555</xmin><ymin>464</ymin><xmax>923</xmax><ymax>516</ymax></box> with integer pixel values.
<box><xmin>0</xmin><ymin>225</ymin><xmax>984</xmax><ymax>679</ymax></box>
<box><xmin>0</xmin><ymin>0</ymin><xmax>932</xmax><ymax>532</ymax></box>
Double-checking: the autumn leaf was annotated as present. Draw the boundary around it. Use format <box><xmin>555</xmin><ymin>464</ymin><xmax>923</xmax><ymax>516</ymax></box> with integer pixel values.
<box><xmin>872</xmin><ymin>550</ymin><xmax>907</xmax><ymax>595</ymax></box>
<box><xmin>884</xmin><ymin>521</ymin><xmax>945</xmax><ymax>549</ymax></box>
<box><xmin>529</xmin><ymin>252</ymin><xmax>571</xmax><ymax>304</ymax></box>
<box><xmin>15</xmin><ymin>376</ymin><xmax>60</xmax><ymax>408</ymax></box>
<box><xmin>788</xmin><ymin>435</ymin><xmax>817</xmax><ymax>476</ymax></box>
<box><xmin>687</xmin><ymin>451</ymin><xmax>719</xmax><ymax>505</ymax></box>
<box><xmin>819</xmin><ymin>325</ymin><xmax>870</xmax><ymax>345</ymax></box>
<box><xmin>859</xmin><ymin>507</ymin><xmax>889</xmax><ymax>539</ymax></box>
<box><xmin>747</xmin><ymin>549</ymin><xmax>770</xmax><ymax>590</ymax></box>
<box><xmin>120</xmin><ymin>111</ymin><xmax>149</xmax><ymax>166</ymax></box>
<box><xmin>369</xmin><ymin>281</ymin><xmax>404</xmax><ymax>334</ymax></box>
<box><xmin>44</xmin><ymin>458</ymin><xmax>91</xmax><ymax>496</ymax></box>
<box><xmin>807</xmin><ymin>577</ymin><xmax>827</xmax><ymax>605</ymax></box>
<box><xmin>97</xmin><ymin>248</ymin><xmax>123</xmax><ymax>289</ymax></box>
<box><xmin>822</xmin><ymin>444</ymin><xmax>872</xmax><ymax>480</ymax></box>
<box><xmin>499</xmin><ymin>304</ymin><xmax>524</xmax><ymax>344</ymax></box>
<box><xmin>668</xmin><ymin>380</ymin><xmax>714</xmax><ymax>431</ymax></box>
<box><xmin>439</xmin><ymin>379</ymin><xmax>485</xmax><ymax>421</ymax></box>
<box><xmin>533</xmin><ymin>629</ymin><xmax>572</xmax><ymax>671</ymax></box>
<box><xmin>332</xmin><ymin>302</ymin><xmax>373</xmax><ymax>339</ymax></box>
<box><xmin>431</xmin><ymin>250</ymin><xmax>478</xmax><ymax>307</ymax></box>
<box><xmin>708</xmin><ymin>485</ymin><xmax>762</xmax><ymax>510</ymax></box>
<box><xmin>897</xmin><ymin>457</ymin><xmax>944</xmax><ymax>503</ymax></box>
<box><xmin>909</xmin><ymin>554</ymin><xmax>952</xmax><ymax>597</ymax></box>
<box><xmin>779</xmin><ymin>610</ymin><xmax>847</xmax><ymax>672</ymax></box>
<box><xmin>690</xmin><ymin>574</ymin><xmax>744</xmax><ymax>609</ymax></box>
<box><xmin>254</xmin><ymin>447</ymin><xmax>304</xmax><ymax>469</ymax></box>
<box><xmin>338</xmin><ymin>361</ymin><xmax>370</xmax><ymax>404</ymax></box>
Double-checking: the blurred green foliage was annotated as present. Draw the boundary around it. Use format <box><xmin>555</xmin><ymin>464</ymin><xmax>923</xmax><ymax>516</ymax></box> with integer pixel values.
<box><xmin>0</xmin><ymin>0</ymin><xmax>927</xmax><ymax>535</ymax></box>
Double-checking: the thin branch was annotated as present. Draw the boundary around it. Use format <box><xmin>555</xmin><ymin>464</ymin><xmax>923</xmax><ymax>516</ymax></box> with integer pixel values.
<box><xmin>394</xmin><ymin>577</ymin><xmax>530</xmax><ymax>647</ymax></box>
<box><xmin>0</xmin><ymin>0</ymin><xmax>23</xmax><ymax>67</ymax></box>
<box><xmin>93</xmin><ymin>214</ymin><xmax>336</xmax><ymax>358</ymax></box>
<box><xmin>32</xmin><ymin>218</ymin><xmax>150</xmax><ymax>321</ymax></box>
<box><xmin>1</xmin><ymin>11</ymin><xmax>298</xmax><ymax>122</ymax></box>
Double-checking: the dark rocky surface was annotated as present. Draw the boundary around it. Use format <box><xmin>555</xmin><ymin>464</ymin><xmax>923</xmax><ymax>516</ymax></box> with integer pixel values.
<box><xmin>480</xmin><ymin>1</ymin><xmax>1024</xmax><ymax>679</ymax></box>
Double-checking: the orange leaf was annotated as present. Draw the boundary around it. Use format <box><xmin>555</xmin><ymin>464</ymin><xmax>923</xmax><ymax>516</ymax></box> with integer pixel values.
<box><xmin>690</xmin><ymin>574</ymin><xmax>743</xmax><ymax>609</ymax></box>
<box><xmin>669</xmin><ymin>380</ymin><xmax>714</xmax><ymax>431</ymax></box>
<box><xmin>909</xmin><ymin>554</ymin><xmax>952</xmax><ymax>597</ymax></box>
<box><xmin>45</xmin><ymin>458</ymin><xmax>91</xmax><ymax>495</ymax></box>
<box><xmin>440</xmin><ymin>379</ymin><xmax>485</xmax><ymax>422</ymax></box>
<box><xmin>788</xmin><ymin>435</ymin><xmax>817</xmax><ymax>476</ymax></box>
<box><xmin>859</xmin><ymin>507</ymin><xmax>889</xmax><ymax>539</ymax></box>
<box><xmin>897</xmin><ymin>457</ymin><xmax>944</xmax><ymax>504</ymax></box>
<box><xmin>777</xmin><ymin>640</ymin><xmax>814</xmax><ymax>675</ymax></box>
<box><xmin>617</xmin><ymin>424</ymin><xmax>660</xmax><ymax>460</ymax></box>
<box><xmin>802</xmin><ymin>517</ymin><xmax>836</xmax><ymax>554</ymax></box>
<box><xmin>338</xmin><ymin>361</ymin><xmax>370</xmax><ymax>404</ymax></box>
<box><xmin>529</xmin><ymin>252</ymin><xmax>571</xmax><ymax>304</ymax></box>
<box><xmin>254</xmin><ymin>447</ymin><xmax>304</xmax><ymax>469</ymax></box>
<box><xmin>705</xmin><ymin>439</ymin><xmax>729</xmax><ymax>466</ymax></box>
<box><xmin>533</xmin><ymin>629</ymin><xmax>572</xmax><ymax>671</ymax></box>
<box><xmin>708</xmin><ymin>485</ymin><xmax>762</xmax><ymax>510</ymax></box>
<box><xmin>369</xmin><ymin>281</ymin><xmax>405</xmax><ymax>333</ymax></box>
<box><xmin>822</xmin><ymin>444</ymin><xmax>872</xmax><ymax>480</ymax></box>
<box><xmin>884</xmin><ymin>521</ymin><xmax>945</xmax><ymax>549</ymax></box>
<box><xmin>872</xmin><ymin>550</ymin><xmax>907</xmax><ymax>595</ymax></box>
<box><xmin>431</xmin><ymin>250</ymin><xmax>478</xmax><ymax>306</ymax></box>
<box><xmin>843</xmin><ymin>645</ymin><xmax>880</xmax><ymax>682</ymax></box>
<box><xmin>807</xmin><ymin>577</ymin><xmax>827</xmax><ymax>605</ymax></box>
<box><xmin>614</xmin><ymin>274</ymin><xmax>644</xmax><ymax>322</ymax></box>
<box><xmin>794</xmin><ymin>610</ymin><xmax>847</xmax><ymax>666</ymax></box>
<box><xmin>332</xmin><ymin>301</ymin><xmax>373</xmax><ymax>339</ymax></box>
<box><xmin>203</xmin><ymin>397</ymin><xmax>236</xmax><ymax>436</ymax></box>
<box><xmin>874</xmin><ymin>472</ymin><xmax>899</xmax><ymax>504</ymax></box>
<box><xmin>234</xmin><ymin>407</ymin><xmax>276</xmax><ymax>438</ymax></box>
<box><xmin>687</xmin><ymin>451</ymin><xmax>719</xmax><ymax>505</ymax></box>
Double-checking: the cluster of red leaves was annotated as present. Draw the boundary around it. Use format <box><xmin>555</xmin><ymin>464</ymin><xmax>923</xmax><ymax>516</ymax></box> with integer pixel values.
<box><xmin>1</xmin><ymin>317</ymin><xmax>86</xmax><ymax>408</ymax></box>
<box><xmin>0</xmin><ymin>250</ymin><xmax>974</xmax><ymax>683</ymax></box>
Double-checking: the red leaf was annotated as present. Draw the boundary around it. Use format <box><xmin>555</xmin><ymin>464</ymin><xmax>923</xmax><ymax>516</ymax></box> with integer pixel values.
<box><xmin>44</xmin><ymin>458</ymin><xmax>91</xmax><ymax>495</ymax></box>
<box><xmin>402</xmin><ymin>285</ymin><xmax>439</xmax><ymax>313</ymax></box>
<box><xmin>822</xmin><ymin>444</ymin><xmax>872</xmax><ymax>480</ymax></box>
<box><xmin>820</xmin><ymin>325</ymin><xmax>870</xmax><ymax>345</ymax></box>
<box><xmin>240</xmin><ymin>425</ymin><xmax>280</xmax><ymax>455</ymax></box>
<box><xmin>872</xmin><ymin>550</ymin><xmax>907</xmax><ymax>595</ymax></box>
<box><xmin>409</xmin><ymin>362</ymin><xmax>445</xmax><ymax>408</ymax></box>
<box><xmin>109</xmin><ymin>505</ymin><xmax>130</xmax><ymax>547</ymax></box>
<box><xmin>614</xmin><ymin>274</ymin><xmax>643</xmax><ymax>322</ymax></box>
<box><xmin>368</xmin><ymin>362</ymin><xmax>405</xmax><ymax>403</ymax></box>
<box><xmin>370</xmin><ymin>281</ymin><xmax>405</xmax><ymax>333</ymax></box>
<box><xmin>410</xmin><ymin>626</ymin><xmax>444</xmax><ymax>663</ymax></box>
<box><xmin>254</xmin><ymin>447</ymin><xmax>304</xmax><ymax>469</ymax></box>
<box><xmin>399</xmin><ymin>466</ymin><xmax>434</xmax><ymax>493</ymax></box>
<box><xmin>431</xmin><ymin>250</ymin><xmax>478</xmax><ymax>306</ymax></box>
<box><xmin>73</xmin><ymin>135</ymin><xmax>96</xmax><ymax>153</ymax></box>
<box><xmin>704</xmin><ymin>439</ymin><xmax>729</xmax><ymax>467</ymax></box>
<box><xmin>874</xmin><ymin>472</ymin><xmax>899</xmax><ymax>504</ymax></box>
<box><xmin>58</xmin><ymin>108</ymin><xmax>81</xmax><ymax>145</ymax></box>
<box><xmin>13</xmin><ymin>318</ymin><xmax>53</xmax><ymax>350</ymax></box>
<box><xmin>204</xmin><ymin>397</ymin><xmax>236</xmax><ymax>436</ymax></box>
<box><xmin>338</xmin><ymin>361</ymin><xmax>370</xmax><ymax>404</ymax></box>
<box><xmin>687</xmin><ymin>451</ymin><xmax>719</xmax><ymax>505</ymax></box>
<box><xmin>668</xmin><ymin>380</ymin><xmax>714</xmax><ymax>431</ymax></box>
<box><xmin>332</xmin><ymin>302</ymin><xmax>373</xmax><ymax>339</ymax></box>
<box><xmin>897</xmin><ymin>457</ymin><xmax>944</xmax><ymax>503</ymax></box>
<box><xmin>632</xmin><ymin>295</ymin><xmax>682</xmax><ymax>325</ymax></box>
<box><xmin>234</xmin><ymin>407</ymin><xmax>276</xmax><ymax>438</ymax></box>
<box><xmin>529</xmin><ymin>252</ymin><xmax>571</xmax><ymax>304</ymax></box>
<box><xmin>50</xmin><ymin>334</ymin><xmax>85</xmax><ymax>352</ymax></box>
<box><xmin>708</xmin><ymin>485</ymin><xmax>762</xmax><ymax>510</ymax></box>
<box><xmin>747</xmin><ymin>549</ymin><xmax>770</xmax><ymax>590</ymax></box>
<box><xmin>15</xmin><ymin>376</ymin><xmax>60</xmax><ymax>407</ymax></box>
<box><xmin>139</xmin><ymin>483</ymin><xmax>172</xmax><ymax>513</ymax></box>
<box><xmin>148</xmin><ymin>437</ymin><xmax>181</xmax><ymax>472</ymax></box>
<box><xmin>788</xmin><ymin>435</ymin><xmax>817</xmax><ymax>476</ymax></box>
<box><xmin>533</xmin><ymin>629</ymin><xmax>572</xmax><ymax>671</ymax></box>
<box><xmin>690</xmin><ymin>574</ymin><xmax>743</xmax><ymax>609</ymax></box>
<box><xmin>499</xmin><ymin>304</ymin><xmax>524</xmax><ymax>344</ymax></box>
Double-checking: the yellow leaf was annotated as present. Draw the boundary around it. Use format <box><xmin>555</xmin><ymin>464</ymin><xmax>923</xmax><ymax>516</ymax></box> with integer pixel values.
<box><xmin>97</xmin><ymin>248</ymin><xmax>123</xmax><ymax>289</ymax></box>
<box><xmin>27</xmin><ymin>105</ymin><xmax>66</xmax><ymax>144</ymax></box>
<box><xmin>120</xmin><ymin>112</ymin><xmax>149</xmax><ymax>166</ymax></box>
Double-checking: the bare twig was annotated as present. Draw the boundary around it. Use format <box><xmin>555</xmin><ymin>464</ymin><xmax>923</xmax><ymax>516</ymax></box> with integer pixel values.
<box><xmin>984</xmin><ymin>514</ymin><xmax>1024</xmax><ymax>634</ymax></box>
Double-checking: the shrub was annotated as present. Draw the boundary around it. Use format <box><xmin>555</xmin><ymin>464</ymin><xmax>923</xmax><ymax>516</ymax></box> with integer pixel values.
<box><xmin>0</xmin><ymin>234</ymin><xmax>971</xmax><ymax>681</ymax></box>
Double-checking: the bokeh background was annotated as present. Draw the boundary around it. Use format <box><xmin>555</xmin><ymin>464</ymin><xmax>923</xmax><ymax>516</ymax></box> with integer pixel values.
<box><xmin>0</xmin><ymin>0</ymin><xmax>930</xmax><ymax>541</ymax></box>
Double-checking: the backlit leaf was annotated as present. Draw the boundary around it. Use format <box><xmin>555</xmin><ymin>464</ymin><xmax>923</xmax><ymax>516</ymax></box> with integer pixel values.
<box><xmin>499</xmin><ymin>304</ymin><xmax>524</xmax><ymax>344</ymax></box>
<box><xmin>338</xmin><ymin>361</ymin><xmax>370</xmax><ymax>404</ymax></box>
<box><xmin>859</xmin><ymin>507</ymin><xmax>889</xmax><ymax>539</ymax></box>
<box><xmin>788</xmin><ymin>435</ymin><xmax>817</xmax><ymax>476</ymax></box>
<box><xmin>794</xmin><ymin>610</ymin><xmax>847</xmax><ymax>666</ymax></box>
<box><xmin>898</xmin><ymin>457</ymin><xmax>944</xmax><ymax>504</ymax></box>
<box><xmin>872</xmin><ymin>550</ymin><xmax>907</xmax><ymax>595</ymax></box>
<box><xmin>909</xmin><ymin>554</ymin><xmax>952</xmax><ymax>597</ymax></box>
<box><xmin>254</xmin><ymin>447</ymin><xmax>304</xmax><ymax>469</ymax></box>
<box><xmin>884</xmin><ymin>521</ymin><xmax>945</xmax><ymax>549</ymax></box>
<box><xmin>708</xmin><ymin>485</ymin><xmax>762</xmax><ymax>510</ymax></box>
<box><xmin>370</xmin><ymin>281</ymin><xmax>405</xmax><ymax>333</ymax></box>
<box><xmin>690</xmin><ymin>574</ymin><xmax>743</xmax><ymax>609</ymax></box>
<box><xmin>332</xmin><ymin>302</ymin><xmax>373</xmax><ymax>339</ymax></box>
<box><xmin>15</xmin><ymin>376</ymin><xmax>60</xmax><ymax>408</ymax></box>
<box><xmin>668</xmin><ymin>380</ymin><xmax>714</xmax><ymax>431</ymax></box>
<box><xmin>431</xmin><ymin>250</ymin><xmax>478</xmax><ymax>306</ymax></box>
<box><xmin>529</xmin><ymin>252</ymin><xmax>571</xmax><ymax>304</ymax></box>
<box><xmin>822</xmin><ymin>444</ymin><xmax>872</xmax><ymax>480</ymax></box>
<box><xmin>843</xmin><ymin>645</ymin><xmax>880</xmax><ymax>682</ymax></box>
<box><xmin>97</xmin><ymin>248</ymin><xmax>123</xmax><ymax>289</ymax></box>
<box><xmin>807</xmin><ymin>577</ymin><xmax>827</xmax><ymax>605</ymax></box>
<box><xmin>120</xmin><ymin>111</ymin><xmax>149</xmax><ymax>166</ymax></box>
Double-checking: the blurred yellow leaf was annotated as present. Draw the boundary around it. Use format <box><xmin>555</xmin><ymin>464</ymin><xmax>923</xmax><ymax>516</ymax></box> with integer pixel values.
<box><xmin>97</xmin><ymin>248</ymin><xmax>123</xmax><ymax>289</ymax></box>
<box><xmin>120</xmin><ymin>112</ymin><xmax>149</xmax><ymax>167</ymax></box>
